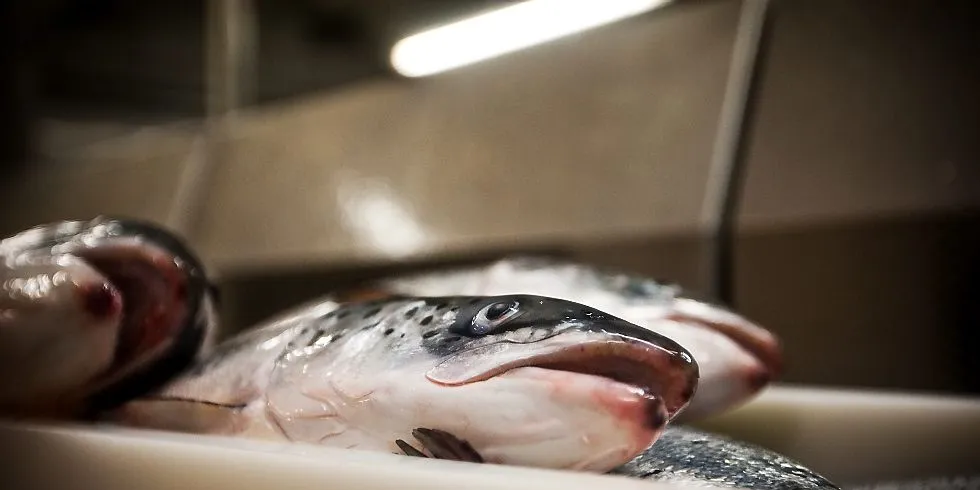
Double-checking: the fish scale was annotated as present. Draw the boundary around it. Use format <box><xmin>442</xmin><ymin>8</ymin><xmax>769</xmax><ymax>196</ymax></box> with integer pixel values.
<box><xmin>611</xmin><ymin>426</ymin><xmax>841</xmax><ymax>489</ymax></box>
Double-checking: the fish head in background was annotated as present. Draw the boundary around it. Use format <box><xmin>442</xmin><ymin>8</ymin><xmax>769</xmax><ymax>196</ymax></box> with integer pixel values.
<box><xmin>583</xmin><ymin>264</ymin><xmax>783</xmax><ymax>421</ymax></box>
<box><xmin>0</xmin><ymin>216</ymin><xmax>219</xmax><ymax>417</ymax></box>
<box><xmin>350</xmin><ymin>256</ymin><xmax>783</xmax><ymax>421</ymax></box>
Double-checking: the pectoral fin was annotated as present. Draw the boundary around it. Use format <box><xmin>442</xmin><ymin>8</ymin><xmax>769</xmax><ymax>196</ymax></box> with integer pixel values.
<box><xmin>395</xmin><ymin>428</ymin><xmax>484</xmax><ymax>463</ymax></box>
<box><xmin>105</xmin><ymin>396</ymin><xmax>248</xmax><ymax>435</ymax></box>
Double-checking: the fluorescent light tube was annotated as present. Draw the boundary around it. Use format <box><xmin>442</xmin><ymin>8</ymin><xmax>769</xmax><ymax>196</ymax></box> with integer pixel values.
<box><xmin>390</xmin><ymin>0</ymin><xmax>673</xmax><ymax>78</ymax></box>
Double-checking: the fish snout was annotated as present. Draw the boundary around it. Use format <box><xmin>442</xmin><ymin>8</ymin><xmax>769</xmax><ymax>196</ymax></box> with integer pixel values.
<box><xmin>581</xmin><ymin>317</ymin><xmax>700</xmax><ymax>420</ymax></box>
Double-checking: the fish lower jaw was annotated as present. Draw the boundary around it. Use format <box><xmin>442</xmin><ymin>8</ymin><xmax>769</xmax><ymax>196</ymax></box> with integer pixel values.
<box><xmin>336</xmin><ymin>364</ymin><xmax>668</xmax><ymax>472</ymax></box>
<box><xmin>484</xmin><ymin>341</ymin><xmax>697</xmax><ymax>422</ymax></box>
<box><xmin>496</xmin><ymin>366</ymin><xmax>666</xmax><ymax>456</ymax></box>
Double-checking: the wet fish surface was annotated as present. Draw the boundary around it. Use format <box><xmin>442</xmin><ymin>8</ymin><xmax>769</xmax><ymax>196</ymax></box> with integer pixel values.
<box><xmin>611</xmin><ymin>426</ymin><xmax>841</xmax><ymax>489</ymax></box>
<box><xmin>109</xmin><ymin>294</ymin><xmax>700</xmax><ymax>473</ymax></box>
<box><xmin>340</xmin><ymin>256</ymin><xmax>783</xmax><ymax>420</ymax></box>
<box><xmin>0</xmin><ymin>217</ymin><xmax>219</xmax><ymax>418</ymax></box>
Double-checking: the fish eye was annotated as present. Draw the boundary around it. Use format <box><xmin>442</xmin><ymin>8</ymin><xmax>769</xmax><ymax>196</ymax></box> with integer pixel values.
<box><xmin>472</xmin><ymin>300</ymin><xmax>521</xmax><ymax>335</ymax></box>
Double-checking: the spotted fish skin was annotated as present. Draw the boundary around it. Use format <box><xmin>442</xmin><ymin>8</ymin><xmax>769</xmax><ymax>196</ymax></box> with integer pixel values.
<box><xmin>611</xmin><ymin>426</ymin><xmax>841</xmax><ymax>490</ymax></box>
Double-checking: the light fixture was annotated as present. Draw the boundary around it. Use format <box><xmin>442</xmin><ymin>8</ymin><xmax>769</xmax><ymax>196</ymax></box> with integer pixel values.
<box><xmin>390</xmin><ymin>0</ymin><xmax>674</xmax><ymax>78</ymax></box>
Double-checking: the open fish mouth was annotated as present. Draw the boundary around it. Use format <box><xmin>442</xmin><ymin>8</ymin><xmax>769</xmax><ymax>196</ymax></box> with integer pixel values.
<box><xmin>6</xmin><ymin>217</ymin><xmax>217</xmax><ymax>411</ymax></box>
<box><xmin>76</xmin><ymin>243</ymin><xmax>205</xmax><ymax>403</ymax></box>
<box><xmin>426</xmin><ymin>337</ymin><xmax>699</xmax><ymax>421</ymax></box>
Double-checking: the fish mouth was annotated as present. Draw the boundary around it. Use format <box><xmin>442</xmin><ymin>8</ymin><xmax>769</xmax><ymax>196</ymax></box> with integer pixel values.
<box><xmin>64</xmin><ymin>218</ymin><xmax>216</xmax><ymax>410</ymax></box>
<box><xmin>508</xmin><ymin>343</ymin><xmax>694</xmax><ymax>422</ymax></box>
<box><xmin>426</xmin><ymin>336</ymin><xmax>699</xmax><ymax>422</ymax></box>
<box><xmin>77</xmin><ymin>244</ymin><xmax>189</xmax><ymax>378</ymax></box>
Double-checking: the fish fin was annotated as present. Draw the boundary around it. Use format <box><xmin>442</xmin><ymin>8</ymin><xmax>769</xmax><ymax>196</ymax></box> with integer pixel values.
<box><xmin>107</xmin><ymin>396</ymin><xmax>248</xmax><ymax>435</ymax></box>
<box><xmin>394</xmin><ymin>439</ymin><xmax>427</xmax><ymax>458</ymax></box>
<box><xmin>394</xmin><ymin>428</ymin><xmax>484</xmax><ymax>463</ymax></box>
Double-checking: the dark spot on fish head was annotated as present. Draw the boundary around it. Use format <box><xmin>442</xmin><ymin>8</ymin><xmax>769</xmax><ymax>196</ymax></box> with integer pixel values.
<box><xmin>363</xmin><ymin>307</ymin><xmax>381</xmax><ymax>319</ymax></box>
<box><xmin>384</xmin><ymin>328</ymin><xmax>394</xmax><ymax>336</ymax></box>
<box><xmin>422</xmin><ymin>330</ymin><xmax>437</xmax><ymax>339</ymax></box>
<box><xmin>405</xmin><ymin>306</ymin><xmax>418</xmax><ymax>318</ymax></box>
<box><xmin>420</xmin><ymin>315</ymin><xmax>433</xmax><ymax>326</ymax></box>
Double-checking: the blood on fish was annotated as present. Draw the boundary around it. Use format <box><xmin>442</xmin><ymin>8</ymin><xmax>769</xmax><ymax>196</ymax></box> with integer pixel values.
<box><xmin>642</xmin><ymin>397</ymin><xmax>666</xmax><ymax>430</ymax></box>
<box><xmin>173</xmin><ymin>281</ymin><xmax>187</xmax><ymax>302</ymax></box>
<box><xmin>745</xmin><ymin>365</ymin><xmax>771</xmax><ymax>392</ymax></box>
<box><xmin>79</xmin><ymin>283</ymin><xmax>122</xmax><ymax>319</ymax></box>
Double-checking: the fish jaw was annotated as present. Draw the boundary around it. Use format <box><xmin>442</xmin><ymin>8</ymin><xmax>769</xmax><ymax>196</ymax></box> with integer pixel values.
<box><xmin>476</xmin><ymin>367</ymin><xmax>667</xmax><ymax>471</ymax></box>
<box><xmin>0</xmin><ymin>217</ymin><xmax>218</xmax><ymax>416</ymax></box>
<box><xmin>274</xmin><ymin>360</ymin><xmax>669</xmax><ymax>472</ymax></box>
<box><xmin>0</xmin><ymin>255</ymin><xmax>123</xmax><ymax>412</ymax></box>
<box><xmin>423</xmin><ymin>332</ymin><xmax>697</xmax><ymax>420</ymax></box>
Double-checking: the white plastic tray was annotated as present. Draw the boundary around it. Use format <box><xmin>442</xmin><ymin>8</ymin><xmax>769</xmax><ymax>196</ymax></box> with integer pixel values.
<box><xmin>3</xmin><ymin>384</ymin><xmax>978</xmax><ymax>490</ymax></box>
<box><xmin>693</xmin><ymin>384</ymin><xmax>980</xmax><ymax>486</ymax></box>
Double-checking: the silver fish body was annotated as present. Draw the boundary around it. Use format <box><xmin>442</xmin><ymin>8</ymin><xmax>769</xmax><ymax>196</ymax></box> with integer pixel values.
<box><xmin>341</xmin><ymin>256</ymin><xmax>783</xmax><ymax>421</ymax></box>
<box><xmin>110</xmin><ymin>294</ymin><xmax>699</xmax><ymax>473</ymax></box>
<box><xmin>0</xmin><ymin>217</ymin><xmax>219</xmax><ymax>417</ymax></box>
<box><xmin>612</xmin><ymin>426</ymin><xmax>841</xmax><ymax>489</ymax></box>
